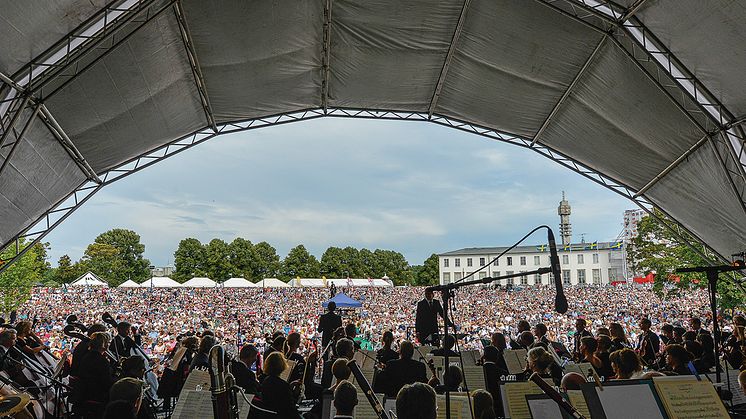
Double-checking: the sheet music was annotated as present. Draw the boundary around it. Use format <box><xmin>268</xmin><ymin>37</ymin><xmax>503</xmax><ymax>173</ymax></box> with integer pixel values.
<box><xmin>384</xmin><ymin>397</ymin><xmax>397</xmax><ymax>418</ymax></box>
<box><xmin>182</xmin><ymin>369</ymin><xmax>211</xmax><ymax>392</ymax></box>
<box><xmin>706</xmin><ymin>367</ymin><xmax>746</xmax><ymax>405</ymax></box>
<box><xmin>362</xmin><ymin>350</ymin><xmax>378</xmax><ymax>370</ymax></box>
<box><xmin>281</xmin><ymin>360</ymin><xmax>297</xmax><ymax>382</ymax></box>
<box><xmin>566</xmin><ymin>390</ymin><xmax>591</xmax><ymax>419</ymax></box>
<box><xmin>563</xmin><ymin>362</ymin><xmax>596</xmax><ymax>378</ymax></box>
<box><xmin>461</xmin><ymin>365</ymin><xmax>486</xmax><ymax>391</ymax></box>
<box><xmin>526</xmin><ymin>396</ymin><xmax>564</xmax><ymax>419</ymax></box>
<box><xmin>595</xmin><ymin>384</ymin><xmax>665</xmax><ymax>419</ymax></box>
<box><xmin>501</xmin><ymin>381</ymin><xmax>543</xmax><ymax>419</ymax></box>
<box><xmin>461</xmin><ymin>350</ymin><xmax>480</xmax><ymax>365</ymax></box>
<box><xmin>653</xmin><ymin>377</ymin><xmax>729</xmax><ymax>419</ymax></box>
<box><xmin>504</xmin><ymin>349</ymin><xmax>527</xmax><ymax>375</ymax></box>
<box><xmin>436</xmin><ymin>394</ymin><xmax>471</xmax><ymax>419</ymax></box>
<box><xmin>172</xmin><ymin>389</ymin><xmax>252</xmax><ymax>419</ymax></box>
<box><xmin>169</xmin><ymin>347</ymin><xmax>187</xmax><ymax>371</ymax></box>
<box><xmin>353</xmin><ymin>391</ymin><xmax>385</xmax><ymax>419</ymax></box>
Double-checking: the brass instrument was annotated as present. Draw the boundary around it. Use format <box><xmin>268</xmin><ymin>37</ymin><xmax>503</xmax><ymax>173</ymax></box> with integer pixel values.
<box><xmin>208</xmin><ymin>345</ymin><xmax>237</xmax><ymax>419</ymax></box>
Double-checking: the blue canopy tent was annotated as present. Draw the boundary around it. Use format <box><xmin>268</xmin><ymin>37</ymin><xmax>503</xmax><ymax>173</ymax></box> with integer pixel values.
<box><xmin>322</xmin><ymin>293</ymin><xmax>362</xmax><ymax>309</ymax></box>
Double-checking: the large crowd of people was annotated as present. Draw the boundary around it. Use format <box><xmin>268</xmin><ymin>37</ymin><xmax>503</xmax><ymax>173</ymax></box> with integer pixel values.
<box><xmin>3</xmin><ymin>283</ymin><xmax>744</xmax><ymax>418</ymax></box>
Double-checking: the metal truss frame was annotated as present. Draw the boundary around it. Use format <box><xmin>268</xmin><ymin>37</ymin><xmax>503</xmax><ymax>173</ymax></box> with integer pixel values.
<box><xmin>0</xmin><ymin>107</ymin><xmax>721</xmax><ymax>274</ymax></box>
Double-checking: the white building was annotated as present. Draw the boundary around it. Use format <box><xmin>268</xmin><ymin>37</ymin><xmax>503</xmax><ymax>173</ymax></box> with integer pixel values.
<box><xmin>623</xmin><ymin>209</ymin><xmax>647</xmax><ymax>241</ymax></box>
<box><xmin>438</xmin><ymin>241</ymin><xmax>626</xmax><ymax>286</ymax></box>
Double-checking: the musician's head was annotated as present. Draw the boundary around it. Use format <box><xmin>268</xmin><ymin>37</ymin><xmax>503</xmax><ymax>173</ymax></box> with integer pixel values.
<box><xmin>333</xmin><ymin>380</ymin><xmax>358</xmax><ymax>416</ymax></box>
<box><xmin>197</xmin><ymin>335</ymin><xmax>216</xmax><ymax>355</ymax></box>
<box><xmin>579</xmin><ymin>336</ymin><xmax>597</xmax><ymax>356</ymax></box>
<box><xmin>116</xmin><ymin>321</ymin><xmax>132</xmax><ymax>337</ymax></box>
<box><xmin>596</xmin><ymin>335</ymin><xmax>612</xmax><ymax>353</ymax></box>
<box><xmin>332</xmin><ymin>358</ymin><xmax>351</xmax><ymax>382</ymax></box>
<box><xmin>272</xmin><ymin>335</ymin><xmax>286</xmax><ymax>351</ymax></box>
<box><xmin>286</xmin><ymin>332</ymin><xmax>301</xmax><ymax>351</ymax></box>
<box><xmin>345</xmin><ymin>323</ymin><xmax>357</xmax><ymax>339</ymax></box>
<box><xmin>14</xmin><ymin>320</ymin><xmax>32</xmax><ymax>336</ymax></box>
<box><xmin>673</xmin><ymin>326</ymin><xmax>686</xmax><ymax>341</ymax></box>
<box><xmin>527</xmin><ymin>347</ymin><xmax>554</xmax><ymax>374</ymax></box>
<box><xmin>382</xmin><ymin>330</ymin><xmax>394</xmax><ymax>346</ymax></box>
<box><xmin>443</xmin><ymin>365</ymin><xmax>462</xmax><ymax>389</ymax></box>
<box><xmin>689</xmin><ymin>317</ymin><xmax>702</xmax><ymax>331</ymax></box>
<box><xmin>424</xmin><ymin>289</ymin><xmax>434</xmax><ymax>301</ymax></box>
<box><xmin>639</xmin><ymin>318</ymin><xmax>652</xmax><ymax>331</ymax></box>
<box><xmin>442</xmin><ymin>334</ymin><xmax>456</xmax><ymax>350</ymax></box>
<box><xmin>734</xmin><ymin>315</ymin><xmax>746</xmax><ymax>328</ymax></box>
<box><xmin>560</xmin><ymin>372</ymin><xmax>586</xmax><ymax>391</ymax></box>
<box><xmin>660</xmin><ymin>324</ymin><xmax>674</xmax><ymax>338</ymax></box>
<box><xmin>399</xmin><ymin>340</ymin><xmax>414</xmax><ymax>360</ymax></box>
<box><xmin>532</xmin><ymin>323</ymin><xmax>548</xmax><ymax>338</ymax></box>
<box><xmin>327</xmin><ymin>301</ymin><xmax>337</xmax><ymax>312</ymax></box>
<box><xmin>0</xmin><ymin>329</ymin><xmax>16</xmax><ymax>348</ymax></box>
<box><xmin>121</xmin><ymin>356</ymin><xmax>146</xmax><ymax>379</ymax></box>
<box><xmin>518</xmin><ymin>331</ymin><xmax>535</xmax><ymax>348</ymax></box>
<box><xmin>517</xmin><ymin>320</ymin><xmax>531</xmax><ymax>332</ymax></box>
<box><xmin>471</xmin><ymin>390</ymin><xmax>496</xmax><ymax>419</ymax></box>
<box><xmin>482</xmin><ymin>345</ymin><xmax>499</xmax><ymax>363</ymax></box>
<box><xmin>490</xmin><ymin>332</ymin><xmax>507</xmax><ymax>350</ymax></box>
<box><xmin>263</xmin><ymin>352</ymin><xmax>287</xmax><ymax>377</ymax></box>
<box><xmin>90</xmin><ymin>331</ymin><xmax>111</xmax><ymax>353</ymax></box>
<box><xmin>609</xmin><ymin>349</ymin><xmax>642</xmax><ymax>379</ymax></box>
<box><xmin>181</xmin><ymin>336</ymin><xmax>199</xmax><ymax>351</ymax></box>
<box><xmin>396</xmin><ymin>382</ymin><xmax>436</xmax><ymax>419</ymax></box>
<box><xmin>109</xmin><ymin>377</ymin><xmax>144</xmax><ymax>414</ymax></box>
<box><xmin>87</xmin><ymin>323</ymin><xmax>107</xmax><ymax>337</ymax></box>
<box><xmin>239</xmin><ymin>344</ymin><xmax>258</xmax><ymax>365</ymax></box>
<box><xmin>574</xmin><ymin>318</ymin><xmax>587</xmax><ymax>332</ymax></box>
<box><xmin>739</xmin><ymin>370</ymin><xmax>746</xmax><ymax>395</ymax></box>
<box><xmin>664</xmin><ymin>344</ymin><xmax>691</xmax><ymax>369</ymax></box>
<box><xmin>335</xmin><ymin>338</ymin><xmax>355</xmax><ymax>360</ymax></box>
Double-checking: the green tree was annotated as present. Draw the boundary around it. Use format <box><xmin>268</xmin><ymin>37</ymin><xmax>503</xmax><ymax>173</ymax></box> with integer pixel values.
<box><xmin>54</xmin><ymin>255</ymin><xmax>80</xmax><ymax>284</ymax></box>
<box><xmin>252</xmin><ymin>241</ymin><xmax>280</xmax><ymax>280</ymax></box>
<box><xmin>205</xmin><ymin>239</ymin><xmax>232</xmax><ymax>282</ymax></box>
<box><xmin>94</xmin><ymin>229</ymin><xmax>150</xmax><ymax>284</ymax></box>
<box><xmin>627</xmin><ymin>208</ymin><xmax>743</xmax><ymax>309</ymax></box>
<box><xmin>0</xmin><ymin>239</ymin><xmax>42</xmax><ymax>313</ymax></box>
<box><xmin>373</xmin><ymin>249</ymin><xmax>410</xmax><ymax>284</ymax></box>
<box><xmin>320</xmin><ymin>246</ymin><xmax>344</xmax><ymax>278</ymax></box>
<box><xmin>173</xmin><ymin>238</ymin><xmax>206</xmax><ymax>282</ymax></box>
<box><xmin>32</xmin><ymin>242</ymin><xmax>51</xmax><ymax>279</ymax></box>
<box><xmin>228</xmin><ymin>238</ymin><xmax>254</xmax><ymax>279</ymax></box>
<box><xmin>415</xmin><ymin>253</ymin><xmax>440</xmax><ymax>285</ymax></box>
<box><xmin>281</xmin><ymin>245</ymin><xmax>320</xmax><ymax>280</ymax></box>
<box><xmin>80</xmin><ymin>242</ymin><xmax>123</xmax><ymax>285</ymax></box>
<box><xmin>358</xmin><ymin>248</ymin><xmax>378</xmax><ymax>278</ymax></box>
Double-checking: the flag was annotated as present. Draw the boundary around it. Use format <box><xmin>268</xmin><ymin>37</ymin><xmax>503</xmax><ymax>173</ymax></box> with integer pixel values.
<box><xmin>611</xmin><ymin>241</ymin><xmax>623</xmax><ymax>249</ymax></box>
<box><xmin>563</xmin><ymin>244</ymin><xmax>571</xmax><ymax>251</ymax></box>
<box><xmin>536</xmin><ymin>244</ymin><xmax>547</xmax><ymax>252</ymax></box>
<box><xmin>585</xmin><ymin>241</ymin><xmax>598</xmax><ymax>250</ymax></box>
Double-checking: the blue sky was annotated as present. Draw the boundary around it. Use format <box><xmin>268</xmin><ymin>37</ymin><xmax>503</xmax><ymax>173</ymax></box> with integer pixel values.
<box><xmin>45</xmin><ymin>117</ymin><xmax>634</xmax><ymax>267</ymax></box>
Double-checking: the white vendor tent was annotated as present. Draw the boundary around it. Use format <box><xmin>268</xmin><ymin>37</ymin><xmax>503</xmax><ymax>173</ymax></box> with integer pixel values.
<box><xmin>70</xmin><ymin>272</ymin><xmax>108</xmax><ymax>287</ymax></box>
<box><xmin>181</xmin><ymin>277</ymin><xmax>217</xmax><ymax>288</ymax></box>
<box><xmin>296</xmin><ymin>278</ymin><xmax>392</xmax><ymax>287</ymax></box>
<box><xmin>140</xmin><ymin>277</ymin><xmax>181</xmax><ymax>288</ymax></box>
<box><xmin>256</xmin><ymin>278</ymin><xmax>290</xmax><ymax>288</ymax></box>
<box><xmin>118</xmin><ymin>279</ymin><xmax>141</xmax><ymax>288</ymax></box>
<box><xmin>222</xmin><ymin>277</ymin><xmax>255</xmax><ymax>288</ymax></box>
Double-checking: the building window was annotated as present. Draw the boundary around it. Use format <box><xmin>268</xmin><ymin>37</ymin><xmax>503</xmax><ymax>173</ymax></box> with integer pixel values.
<box><xmin>454</xmin><ymin>272</ymin><xmax>462</xmax><ymax>281</ymax></box>
<box><xmin>534</xmin><ymin>274</ymin><xmax>542</xmax><ymax>285</ymax></box>
<box><xmin>479</xmin><ymin>257</ymin><xmax>485</xmax><ymax>266</ymax></box>
<box><xmin>577</xmin><ymin>254</ymin><xmax>584</xmax><ymax>264</ymax></box>
<box><xmin>562</xmin><ymin>255</ymin><xmax>569</xmax><ymax>265</ymax></box>
<box><xmin>577</xmin><ymin>269</ymin><xmax>586</xmax><ymax>284</ymax></box>
<box><xmin>443</xmin><ymin>272</ymin><xmax>451</xmax><ymax>283</ymax></box>
<box><xmin>443</xmin><ymin>258</ymin><xmax>449</xmax><ymax>267</ymax></box>
<box><xmin>467</xmin><ymin>258</ymin><xmax>473</xmax><ymax>267</ymax></box>
<box><xmin>520</xmin><ymin>256</ymin><xmax>526</xmax><ymax>266</ymax></box>
<box><xmin>506</xmin><ymin>271</ymin><xmax>514</xmax><ymax>285</ymax></box>
<box><xmin>507</xmin><ymin>257</ymin><xmax>513</xmax><ymax>266</ymax></box>
<box><xmin>592</xmin><ymin>253</ymin><xmax>599</xmax><ymax>264</ymax></box>
<box><xmin>592</xmin><ymin>269</ymin><xmax>601</xmax><ymax>284</ymax></box>
<box><xmin>455</xmin><ymin>258</ymin><xmax>461</xmax><ymax>267</ymax></box>
<box><xmin>493</xmin><ymin>259</ymin><xmax>499</xmax><ymax>266</ymax></box>
<box><xmin>534</xmin><ymin>256</ymin><xmax>540</xmax><ymax>265</ymax></box>
<box><xmin>479</xmin><ymin>271</ymin><xmax>487</xmax><ymax>279</ymax></box>
<box><xmin>608</xmin><ymin>268</ymin><xmax>617</xmax><ymax>281</ymax></box>
<box><xmin>609</xmin><ymin>253</ymin><xmax>612</xmax><ymax>262</ymax></box>
<box><xmin>520</xmin><ymin>272</ymin><xmax>528</xmax><ymax>285</ymax></box>
<box><xmin>562</xmin><ymin>270</ymin><xmax>571</xmax><ymax>285</ymax></box>
<box><xmin>492</xmin><ymin>271</ymin><xmax>500</xmax><ymax>278</ymax></box>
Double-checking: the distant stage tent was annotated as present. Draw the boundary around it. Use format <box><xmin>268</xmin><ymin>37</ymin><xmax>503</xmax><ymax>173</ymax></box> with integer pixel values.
<box><xmin>223</xmin><ymin>277</ymin><xmax>255</xmax><ymax>288</ymax></box>
<box><xmin>140</xmin><ymin>277</ymin><xmax>181</xmax><ymax>288</ymax></box>
<box><xmin>181</xmin><ymin>277</ymin><xmax>217</xmax><ymax>288</ymax></box>
<box><xmin>118</xmin><ymin>279</ymin><xmax>141</xmax><ymax>288</ymax></box>
<box><xmin>256</xmin><ymin>278</ymin><xmax>290</xmax><ymax>288</ymax></box>
<box><xmin>2</xmin><ymin>1</ymin><xmax>746</xmax><ymax>269</ymax></box>
<box><xmin>296</xmin><ymin>278</ymin><xmax>392</xmax><ymax>287</ymax></box>
<box><xmin>323</xmin><ymin>293</ymin><xmax>362</xmax><ymax>309</ymax></box>
<box><xmin>70</xmin><ymin>272</ymin><xmax>107</xmax><ymax>287</ymax></box>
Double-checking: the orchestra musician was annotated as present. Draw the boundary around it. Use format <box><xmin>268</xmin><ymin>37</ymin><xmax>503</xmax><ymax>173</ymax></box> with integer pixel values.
<box><xmin>571</xmin><ymin>318</ymin><xmax>592</xmax><ymax>362</ymax></box>
<box><xmin>318</xmin><ymin>302</ymin><xmax>342</xmax><ymax>359</ymax></box>
<box><xmin>376</xmin><ymin>331</ymin><xmax>398</xmax><ymax>364</ymax></box>
<box><xmin>0</xmin><ymin>329</ymin><xmax>37</xmax><ymax>395</ymax></box>
<box><xmin>373</xmin><ymin>340</ymin><xmax>427</xmax><ymax>398</ymax></box>
<box><xmin>509</xmin><ymin>320</ymin><xmax>531</xmax><ymax>349</ymax></box>
<box><xmin>259</xmin><ymin>352</ymin><xmax>302</xmax><ymax>419</ymax></box>
<box><xmin>415</xmin><ymin>289</ymin><xmax>447</xmax><ymax>347</ymax></box>
<box><xmin>636</xmin><ymin>318</ymin><xmax>660</xmax><ymax>366</ymax></box>
<box><xmin>230</xmin><ymin>344</ymin><xmax>259</xmax><ymax>394</ymax></box>
<box><xmin>110</xmin><ymin>321</ymin><xmax>134</xmax><ymax>360</ymax></box>
<box><xmin>14</xmin><ymin>321</ymin><xmax>54</xmax><ymax>369</ymax></box>
<box><xmin>71</xmin><ymin>324</ymin><xmax>108</xmax><ymax>377</ymax></box>
<box><xmin>78</xmin><ymin>332</ymin><xmax>116</xmax><ymax>418</ymax></box>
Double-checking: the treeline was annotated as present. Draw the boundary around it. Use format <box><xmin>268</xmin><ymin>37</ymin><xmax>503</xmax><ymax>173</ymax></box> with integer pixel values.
<box><xmin>8</xmin><ymin>229</ymin><xmax>439</xmax><ymax>289</ymax></box>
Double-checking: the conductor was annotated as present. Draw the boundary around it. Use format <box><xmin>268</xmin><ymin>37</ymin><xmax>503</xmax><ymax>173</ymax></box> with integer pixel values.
<box><xmin>415</xmin><ymin>289</ymin><xmax>447</xmax><ymax>347</ymax></box>
<box><xmin>318</xmin><ymin>301</ymin><xmax>342</xmax><ymax>357</ymax></box>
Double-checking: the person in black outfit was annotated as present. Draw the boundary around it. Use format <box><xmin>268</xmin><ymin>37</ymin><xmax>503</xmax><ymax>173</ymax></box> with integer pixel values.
<box><xmin>188</xmin><ymin>335</ymin><xmax>215</xmax><ymax>371</ymax></box>
<box><xmin>482</xmin><ymin>345</ymin><xmax>507</xmax><ymax>416</ymax></box>
<box><xmin>110</xmin><ymin>321</ymin><xmax>134</xmax><ymax>360</ymax></box>
<box><xmin>344</xmin><ymin>323</ymin><xmax>362</xmax><ymax>350</ymax></box>
<box><xmin>374</xmin><ymin>340</ymin><xmax>427</xmax><ymax>398</ymax></box>
<box><xmin>661</xmin><ymin>344</ymin><xmax>693</xmax><ymax>375</ymax></box>
<box><xmin>284</xmin><ymin>332</ymin><xmax>306</xmax><ymax>383</ymax></box>
<box><xmin>259</xmin><ymin>352</ymin><xmax>301</xmax><ymax>419</ymax></box>
<box><xmin>376</xmin><ymin>331</ymin><xmax>398</xmax><ymax>364</ymax></box>
<box><xmin>429</xmin><ymin>364</ymin><xmax>463</xmax><ymax>394</ymax></box>
<box><xmin>318</xmin><ymin>302</ymin><xmax>342</xmax><ymax>357</ymax></box>
<box><xmin>415</xmin><ymin>289</ymin><xmax>447</xmax><ymax>347</ymax></box>
<box><xmin>71</xmin><ymin>323</ymin><xmax>107</xmax><ymax>377</ymax></box>
<box><xmin>231</xmin><ymin>344</ymin><xmax>259</xmax><ymax>394</ymax></box>
<box><xmin>332</xmin><ymin>380</ymin><xmax>358</xmax><ymax>419</ymax></box>
<box><xmin>510</xmin><ymin>320</ymin><xmax>531</xmax><ymax>349</ymax></box>
<box><xmin>79</xmin><ymin>332</ymin><xmax>116</xmax><ymax>417</ymax></box>
<box><xmin>430</xmin><ymin>334</ymin><xmax>459</xmax><ymax>357</ymax></box>
<box><xmin>572</xmin><ymin>318</ymin><xmax>593</xmax><ymax>361</ymax></box>
<box><xmin>636</xmin><ymin>318</ymin><xmax>660</xmax><ymax>366</ymax></box>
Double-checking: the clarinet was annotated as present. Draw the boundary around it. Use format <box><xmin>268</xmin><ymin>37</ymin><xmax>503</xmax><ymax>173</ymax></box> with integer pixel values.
<box><xmin>347</xmin><ymin>360</ymin><xmax>391</xmax><ymax>419</ymax></box>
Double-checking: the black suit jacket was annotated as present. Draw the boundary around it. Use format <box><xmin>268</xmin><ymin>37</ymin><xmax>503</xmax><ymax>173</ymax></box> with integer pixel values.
<box><xmin>317</xmin><ymin>311</ymin><xmax>342</xmax><ymax>348</ymax></box>
<box><xmin>415</xmin><ymin>299</ymin><xmax>444</xmax><ymax>342</ymax></box>
<box><xmin>374</xmin><ymin>358</ymin><xmax>427</xmax><ymax>398</ymax></box>
<box><xmin>78</xmin><ymin>351</ymin><xmax>115</xmax><ymax>404</ymax></box>
<box><xmin>260</xmin><ymin>375</ymin><xmax>301</xmax><ymax>419</ymax></box>
<box><xmin>230</xmin><ymin>359</ymin><xmax>258</xmax><ymax>394</ymax></box>
<box><xmin>483</xmin><ymin>362</ymin><xmax>504</xmax><ymax>416</ymax></box>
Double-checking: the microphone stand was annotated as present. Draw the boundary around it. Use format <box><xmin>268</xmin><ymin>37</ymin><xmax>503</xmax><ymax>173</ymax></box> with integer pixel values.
<box><xmin>427</xmin><ymin>267</ymin><xmax>552</xmax><ymax>419</ymax></box>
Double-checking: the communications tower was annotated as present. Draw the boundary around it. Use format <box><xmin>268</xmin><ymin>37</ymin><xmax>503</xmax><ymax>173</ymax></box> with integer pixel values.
<box><xmin>558</xmin><ymin>192</ymin><xmax>572</xmax><ymax>246</ymax></box>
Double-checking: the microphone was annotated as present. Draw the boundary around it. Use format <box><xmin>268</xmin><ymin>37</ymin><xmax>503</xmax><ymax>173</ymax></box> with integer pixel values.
<box><xmin>547</xmin><ymin>228</ymin><xmax>568</xmax><ymax>314</ymax></box>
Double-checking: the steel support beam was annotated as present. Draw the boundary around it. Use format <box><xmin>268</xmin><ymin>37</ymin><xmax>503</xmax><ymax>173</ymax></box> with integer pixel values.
<box><xmin>531</xmin><ymin>35</ymin><xmax>606</xmax><ymax>146</ymax></box>
<box><xmin>38</xmin><ymin>105</ymin><xmax>102</xmax><ymax>184</ymax></box>
<box><xmin>0</xmin><ymin>96</ymin><xmax>31</xmax><ymax>149</ymax></box>
<box><xmin>619</xmin><ymin>0</ymin><xmax>648</xmax><ymax>23</ymax></box>
<box><xmin>0</xmin><ymin>104</ymin><xmax>42</xmax><ymax>177</ymax></box>
<box><xmin>428</xmin><ymin>0</ymin><xmax>472</xmax><ymax>117</ymax></box>
<box><xmin>173</xmin><ymin>1</ymin><xmax>217</xmax><ymax>132</ymax></box>
<box><xmin>321</xmin><ymin>0</ymin><xmax>333</xmax><ymax>113</ymax></box>
<box><xmin>634</xmin><ymin>133</ymin><xmax>710</xmax><ymax>198</ymax></box>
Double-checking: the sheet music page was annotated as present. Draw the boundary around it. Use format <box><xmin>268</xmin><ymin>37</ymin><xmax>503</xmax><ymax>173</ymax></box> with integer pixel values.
<box><xmin>384</xmin><ymin>398</ymin><xmax>397</xmax><ymax>418</ymax></box>
<box><xmin>653</xmin><ymin>377</ymin><xmax>729</xmax><ymax>419</ymax></box>
<box><xmin>171</xmin><ymin>389</ymin><xmax>214</xmax><ymax>419</ymax></box>
<box><xmin>504</xmin><ymin>349</ymin><xmax>527</xmax><ymax>375</ymax></box>
<box><xmin>363</xmin><ymin>350</ymin><xmax>377</xmax><ymax>369</ymax></box>
<box><xmin>502</xmin><ymin>381</ymin><xmax>543</xmax><ymax>419</ymax></box>
<box><xmin>526</xmin><ymin>397</ymin><xmax>564</xmax><ymax>419</ymax></box>
<box><xmin>352</xmin><ymin>391</ymin><xmax>384</xmax><ymax>419</ymax></box>
<box><xmin>462</xmin><ymin>365</ymin><xmax>486</xmax><ymax>391</ymax></box>
<box><xmin>352</xmin><ymin>350</ymin><xmax>366</xmax><ymax>366</ymax></box>
<box><xmin>564</xmin><ymin>362</ymin><xmax>596</xmax><ymax>378</ymax></box>
<box><xmin>436</xmin><ymin>394</ymin><xmax>471</xmax><ymax>419</ymax></box>
<box><xmin>181</xmin><ymin>369</ymin><xmax>211</xmax><ymax>393</ymax></box>
<box><xmin>566</xmin><ymin>389</ymin><xmax>591</xmax><ymax>419</ymax></box>
<box><xmin>595</xmin><ymin>384</ymin><xmax>665</xmax><ymax>419</ymax></box>
<box><xmin>281</xmin><ymin>360</ymin><xmax>297</xmax><ymax>382</ymax></box>
<box><xmin>169</xmin><ymin>347</ymin><xmax>187</xmax><ymax>371</ymax></box>
<box><xmin>462</xmin><ymin>350</ymin><xmax>480</xmax><ymax>365</ymax></box>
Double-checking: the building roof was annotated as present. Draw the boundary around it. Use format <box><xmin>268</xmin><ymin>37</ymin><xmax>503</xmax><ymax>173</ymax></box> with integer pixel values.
<box><xmin>118</xmin><ymin>279</ymin><xmax>141</xmax><ymax>288</ymax></box>
<box><xmin>222</xmin><ymin>277</ymin><xmax>255</xmax><ymax>288</ymax></box>
<box><xmin>181</xmin><ymin>277</ymin><xmax>217</xmax><ymax>288</ymax></box>
<box><xmin>1</xmin><ymin>2</ymin><xmax>744</xmax><ymax>265</ymax></box>
<box><xmin>140</xmin><ymin>277</ymin><xmax>181</xmax><ymax>288</ymax></box>
<box><xmin>438</xmin><ymin>241</ymin><xmax>621</xmax><ymax>256</ymax></box>
<box><xmin>70</xmin><ymin>271</ymin><xmax>108</xmax><ymax>287</ymax></box>
<box><xmin>255</xmin><ymin>278</ymin><xmax>290</xmax><ymax>288</ymax></box>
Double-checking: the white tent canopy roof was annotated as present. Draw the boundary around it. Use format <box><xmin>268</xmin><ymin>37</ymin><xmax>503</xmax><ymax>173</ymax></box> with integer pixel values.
<box><xmin>118</xmin><ymin>279</ymin><xmax>141</xmax><ymax>288</ymax></box>
<box><xmin>223</xmin><ymin>277</ymin><xmax>255</xmax><ymax>288</ymax></box>
<box><xmin>295</xmin><ymin>278</ymin><xmax>391</xmax><ymax>287</ymax></box>
<box><xmin>181</xmin><ymin>277</ymin><xmax>217</xmax><ymax>288</ymax></box>
<box><xmin>70</xmin><ymin>272</ymin><xmax>108</xmax><ymax>287</ymax></box>
<box><xmin>2</xmin><ymin>1</ymin><xmax>746</xmax><ymax>264</ymax></box>
<box><xmin>140</xmin><ymin>277</ymin><xmax>181</xmax><ymax>288</ymax></box>
<box><xmin>256</xmin><ymin>278</ymin><xmax>290</xmax><ymax>288</ymax></box>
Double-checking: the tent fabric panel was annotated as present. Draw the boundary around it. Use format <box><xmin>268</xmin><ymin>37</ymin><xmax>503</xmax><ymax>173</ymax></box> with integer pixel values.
<box><xmin>45</xmin><ymin>12</ymin><xmax>206</xmax><ymax>173</ymax></box>
<box><xmin>181</xmin><ymin>0</ymin><xmax>322</xmax><ymax>122</ymax></box>
<box><xmin>0</xmin><ymin>0</ymin><xmax>108</xmax><ymax>75</ymax></box>
<box><xmin>434</xmin><ymin>0</ymin><xmax>603</xmax><ymax>138</ymax></box>
<box><xmin>0</xmin><ymin>111</ymin><xmax>85</xmax><ymax>244</ymax></box>
<box><xmin>538</xmin><ymin>41</ymin><xmax>705</xmax><ymax>190</ymax></box>
<box><xmin>328</xmin><ymin>0</ymin><xmax>461</xmax><ymax>111</ymax></box>
<box><xmin>646</xmin><ymin>141</ymin><xmax>746</xmax><ymax>258</ymax></box>
<box><xmin>635</xmin><ymin>0</ymin><xmax>746</xmax><ymax>116</ymax></box>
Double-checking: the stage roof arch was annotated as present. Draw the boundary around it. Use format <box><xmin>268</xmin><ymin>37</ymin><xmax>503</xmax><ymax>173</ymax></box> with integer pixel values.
<box><xmin>1</xmin><ymin>0</ymin><xmax>746</xmax><ymax>269</ymax></box>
